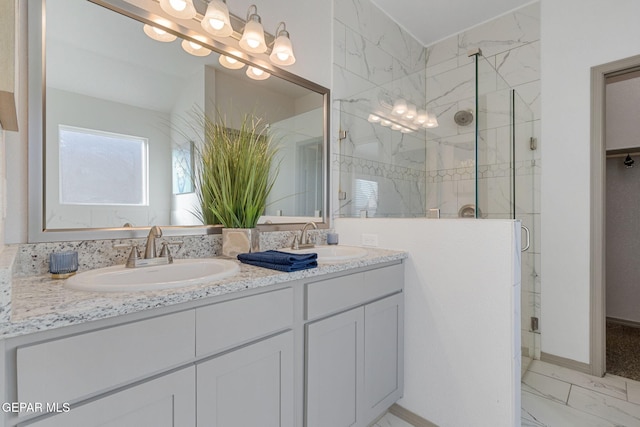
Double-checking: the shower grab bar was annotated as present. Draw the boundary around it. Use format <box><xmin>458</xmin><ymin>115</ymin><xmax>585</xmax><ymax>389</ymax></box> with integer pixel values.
<box><xmin>521</xmin><ymin>225</ymin><xmax>530</xmax><ymax>252</ymax></box>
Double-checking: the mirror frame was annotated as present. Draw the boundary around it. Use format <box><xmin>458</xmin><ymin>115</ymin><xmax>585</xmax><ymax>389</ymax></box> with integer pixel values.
<box><xmin>27</xmin><ymin>0</ymin><xmax>331</xmax><ymax>242</ymax></box>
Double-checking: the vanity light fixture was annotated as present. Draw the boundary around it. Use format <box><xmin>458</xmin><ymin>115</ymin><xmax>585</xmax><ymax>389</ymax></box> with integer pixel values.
<box><xmin>181</xmin><ymin>37</ymin><xmax>212</xmax><ymax>56</ymax></box>
<box><xmin>159</xmin><ymin>0</ymin><xmax>197</xmax><ymax>19</ymax></box>
<box><xmin>201</xmin><ymin>0</ymin><xmax>233</xmax><ymax>37</ymax></box>
<box><xmin>424</xmin><ymin>111</ymin><xmax>439</xmax><ymax>128</ymax></box>
<box><xmin>414</xmin><ymin>109</ymin><xmax>428</xmax><ymax>125</ymax></box>
<box><xmin>246</xmin><ymin>66</ymin><xmax>270</xmax><ymax>80</ymax></box>
<box><xmin>219</xmin><ymin>52</ymin><xmax>245</xmax><ymax>69</ymax></box>
<box><xmin>269</xmin><ymin>22</ymin><xmax>296</xmax><ymax>66</ymax></box>
<box><xmin>404</xmin><ymin>104</ymin><xmax>417</xmax><ymax>120</ymax></box>
<box><xmin>239</xmin><ymin>5</ymin><xmax>267</xmax><ymax>53</ymax></box>
<box><xmin>392</xmin><ymin>98</ymin><xmax>407</xmax><ymax>116</ymax></box>
<box><xmin>143</xmin><ymin>24</ymin><xmax>177</xmax><ymax>42</ymax></box>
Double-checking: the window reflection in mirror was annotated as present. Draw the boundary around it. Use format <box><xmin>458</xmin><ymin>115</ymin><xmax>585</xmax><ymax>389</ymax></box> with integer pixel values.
<box><xmin>40</xmin><ymin>0</ymin><xmax>326</xmax><ymax>233</ymax></box>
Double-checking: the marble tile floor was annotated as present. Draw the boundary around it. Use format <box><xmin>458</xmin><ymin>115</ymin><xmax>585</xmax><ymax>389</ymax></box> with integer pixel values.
<box><xmin>522</xmin><ymin>360</ymin><xmax>640</xmax><ymax>426</ymax></box>
<box><xmin>376</xmin><ymin>359</ymin><xmax>640</xmax><ymax>426</ymax></box>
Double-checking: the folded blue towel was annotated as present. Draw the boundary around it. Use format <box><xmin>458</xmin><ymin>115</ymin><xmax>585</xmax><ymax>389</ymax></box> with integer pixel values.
<box><xmin>237</xmin><ymin>250</ymin><xmax>318</xmax><ymax>272</ymax></box>
<box><xmin>237</xmin><ymin>250</ymin><xmax>317</xmax><ymax>265</ymax></box>
<box><xmin>238</xmin><ymin>258</ymin><xmax>318</xmax><ymax>272</ymax></box>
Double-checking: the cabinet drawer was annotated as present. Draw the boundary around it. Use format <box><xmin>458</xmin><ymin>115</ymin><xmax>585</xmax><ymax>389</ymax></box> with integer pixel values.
<box><xmin>17</xmin><ymin>310</ymin><xmax>195</xmax><ymax>406</ymax></box>
<box><xmin>305</xmin><ymin>263</ymin><xmax>403</xmax><ymax>320</ymax></box>
<box><xmin>196</xmin><ymin>287</ymin><xmax>293</xmax><ymax>357</ymax></box>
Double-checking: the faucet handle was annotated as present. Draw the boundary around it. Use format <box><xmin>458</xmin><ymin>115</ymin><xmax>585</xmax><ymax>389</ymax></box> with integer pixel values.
<box><xmin>159</xmin><ymin>241</ymin><xmax>183</xmax><ymax>263</ymax></box>
<box><xmin>291</xmin><ymin>233</ymin><xmax>300</xmax><ymax>250</ymax></box>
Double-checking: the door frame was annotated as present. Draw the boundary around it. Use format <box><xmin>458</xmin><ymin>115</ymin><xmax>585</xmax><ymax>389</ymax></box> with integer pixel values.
<box><xmin>590</xmin><ymin>54</ymin><xmax>640</xmax><ymax>377</ymax></box>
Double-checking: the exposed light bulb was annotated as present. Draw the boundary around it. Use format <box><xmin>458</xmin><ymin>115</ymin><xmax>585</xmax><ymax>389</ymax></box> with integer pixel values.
<box><xmin>219</xmin><ymin>52</ymin><xmax>246</xmax><ymax>70</ymax></box>
<box><xmin>239</xmin><ymin>6</ymin><xmax>267</xmax><ymax>53</ymax></box>
<box><xmin>201</xmin><ymin>0</ymin><xmax>232</xmax><ymax>37</ymax></box>
<box><xmin>159</xmin><ymin>0</ymin><xmax>196</xmax><ymax>19</ymax></box>
<box><xmin>181</xmin><ymin>38</ymin><xmax>211</xmax><ymax>56</ymax></box>
<box><xmin>143</xmin><ymin>23</ymin><xmax>177</xmax><ymax>42</ymax></box>
<box><xmin>209</xmin><ymin>18</ymin><xmax>224</xmax><ymax>30</ymax></box>
<box><xmin>269</xmin><ymin>23</ymin><xmax>296</xmax><ymax>66</ymax></box>
<box><xmin>404</xmin><ymin>104</ymin><xmax>417</xmax><ymax>120</ymax></box>
<box><xmin>392</xmin><ymin>99</ymin><xmax>407</xmax><ymax>116</ymax></box>
<box><xmin>169</xmin><ymin>0</ymin><xmax>186</xmax><ymax>11</ymax></box>
<box><xmin>246</xmin><ymin>66</ymin><xmax>270</xmax><ymax>80</ymax></box>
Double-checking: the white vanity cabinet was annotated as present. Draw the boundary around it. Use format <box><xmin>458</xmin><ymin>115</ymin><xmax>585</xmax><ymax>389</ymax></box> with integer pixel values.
<box><xmin>197</xmin><ymin>331</ymin><xmax>294</xmax><ymax>427</ymax></box>
<box><xmin>1</xmin><ymin>259</ymin><xmax>405</xmax><ymax>427</ymax></box>
<box><xmin>22</xmin><ymin>367</ymin><xmax>196</xmax><ymax>427</ymax></box>
<box><xmin>305</xmin><ymin>264</ymin><xmax>404</xmax><ymax>427</ymax></box>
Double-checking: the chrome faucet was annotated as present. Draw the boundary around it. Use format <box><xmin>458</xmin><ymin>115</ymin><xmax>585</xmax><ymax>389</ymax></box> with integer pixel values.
<box><xmin>292</xmin><ymin>222</ymin><xmax>317</xmax><ymax>249</ymax></box>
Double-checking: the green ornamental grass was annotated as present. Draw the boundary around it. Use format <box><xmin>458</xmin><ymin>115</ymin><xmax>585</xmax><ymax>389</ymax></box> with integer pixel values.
<box><xmin>195</xmin><ymin>112</ymin><xmax>279</xmax><ymax>228</ymax></box>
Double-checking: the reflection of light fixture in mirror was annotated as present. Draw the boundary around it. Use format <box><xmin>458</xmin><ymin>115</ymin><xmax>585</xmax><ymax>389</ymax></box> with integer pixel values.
<box><xmin>159</xmin><ymin>0</ymin><xmax>196</xmax><ymax>19</ymax></box>
<box><xmin>219</xmin><ymin>53</ymin><xmax>245</xmax><ymax>69</ymax></box>
<box><xmin>391</xmin><ymin>123</ymin><xmax>403</xmax><ymax>131</ymax></box>
<box><xmin>143</xmin><ymin>24</ymin><xmax>177</xmax><ymax>42</ymax></box>
<box><xmin>201</xmin><ymin>0</ymin><xmax>233</xmax><ymax>37</ymax></box>
<box><xmin>424</xmin><ymin>112</ymin><xmax>439</xmax><ymax>128</ymax></box>
<box><xmin>181</xmin><ymin>38</ymin><xmax>212</xmax><ymax>56</ymax></box>
<box><xmin>269</xmin><ymin>22</ymin><xmax>296</xmax><ymax>66</ymax></box>
<box><xmin>246</xmin><ymin>66</ymin><xmax>270</xmax><ymax>80</ymax></box>
<box><xmin>400</xmin><ymin>127</ymin><xmax>414</xmax><ymax>133</ymax></box>
<box><xmin>380</xmin><ymin>119</ymin><xmax>392</xmax><ymax>127</ymax></box>
<box><xmin>367</xmin><ymin>114</ymin><xmax>381</xmax><ymax>123</ymax></box>
<box><xmin>414</xmin><ymin>109</ymin><xmax>428</xmax><ymax>125</ymax></box>
<box><xmin>404</xmin><ymin>104</ymin><xmax>417</xmax><ymax>120</ymax></box>
<box><xmin>239</xmin><ymin>5</ymin><xmax>267</xmax><ymax>53</ymax></box>
<box><xmin>392</xmin><ymin>98</ymin><xmax>407</xmax><ymax>116</ymax></box>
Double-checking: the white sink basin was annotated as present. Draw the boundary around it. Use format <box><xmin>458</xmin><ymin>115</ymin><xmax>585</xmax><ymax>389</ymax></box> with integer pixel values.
<box><xmin>282</xmin><ymin>245</ymin><xmax>368</xmax><ymax>263</ymax></box>
<box><xmin>65</xmin><ymin>259</ymin><xmax>240</xmax><ymax>292</ymax></box>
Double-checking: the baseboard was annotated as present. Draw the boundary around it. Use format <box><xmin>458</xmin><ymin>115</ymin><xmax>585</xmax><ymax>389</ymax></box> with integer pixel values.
<box><xmin>607</xmin><ymin>316</ymin><xmax>640</xmax><ymax>328</ymax></box>
<box><xmin>388</xmin><ymin>403</ymin><xmax>439</xmax><ymax>427</ymax></box>
<box><xmin>540</xmin><ymin>351</ymin><xmax>592</xmax><ymax>375</ymax></box>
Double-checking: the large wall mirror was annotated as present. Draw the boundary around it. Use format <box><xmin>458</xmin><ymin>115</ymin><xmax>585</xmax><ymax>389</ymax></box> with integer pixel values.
<box><xmin>28</xmin><ymin>0</ymin><xmax>330</xmax><ymax>242</ymax></box>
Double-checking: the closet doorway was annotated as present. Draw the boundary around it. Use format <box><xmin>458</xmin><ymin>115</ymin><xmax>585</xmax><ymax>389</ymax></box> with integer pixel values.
<box><xmin>590</xmin><ymin>55</ymin><xmax>640</xmax><ymax>378</ymax></box>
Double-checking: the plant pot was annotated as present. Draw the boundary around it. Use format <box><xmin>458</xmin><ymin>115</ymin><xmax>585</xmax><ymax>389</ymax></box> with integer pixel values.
<box><xmin>222</xmin><ymin>228</ymin><xmax>260</xmax><ymax>258</ymax></box>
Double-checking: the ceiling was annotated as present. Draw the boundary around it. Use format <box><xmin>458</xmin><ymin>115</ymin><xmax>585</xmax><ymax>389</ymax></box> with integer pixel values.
<box><xmin>370</xmin><ymin>0</ymin><xmax>534</xmax><ymax>46</ymax></box>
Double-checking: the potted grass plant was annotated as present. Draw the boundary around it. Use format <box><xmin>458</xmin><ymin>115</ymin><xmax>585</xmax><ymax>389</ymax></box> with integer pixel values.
<box><xmin>195</xmin><ymin>112</ymin><xmax>279</xmax><ymax>257</ymax></box>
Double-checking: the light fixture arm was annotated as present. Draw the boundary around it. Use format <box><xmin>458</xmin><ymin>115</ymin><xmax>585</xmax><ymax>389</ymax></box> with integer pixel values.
<box><xmin>246</xmin><ymin>4</ymin><xmax>259</xmax><ymax>22</ymax></box>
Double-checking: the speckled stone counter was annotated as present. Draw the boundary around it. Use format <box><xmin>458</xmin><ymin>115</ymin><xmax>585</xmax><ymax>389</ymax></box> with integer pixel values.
<box><xmin>2</xmin><ymin>247</ymin><xmax>407</xmax><ymax>339</ymax></box>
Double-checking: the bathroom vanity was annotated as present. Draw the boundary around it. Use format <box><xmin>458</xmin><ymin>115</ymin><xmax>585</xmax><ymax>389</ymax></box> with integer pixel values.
<box><xmin>0</xmin><ymin>249</ymin><xmax>405</xmax><ymax>427</ymax></box>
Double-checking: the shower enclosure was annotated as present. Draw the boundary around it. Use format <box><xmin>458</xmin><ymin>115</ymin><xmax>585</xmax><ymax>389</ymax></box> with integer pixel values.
<box><xmin>336</xmin><ymin>52</ymin><xmax>540</xmax><ymax>373</ymax></box>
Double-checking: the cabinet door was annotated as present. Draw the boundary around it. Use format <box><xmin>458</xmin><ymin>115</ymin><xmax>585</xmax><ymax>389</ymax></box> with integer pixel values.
<box><xmin>305</xmin><ymin>307</ymin><xmax>364</xmax><ymax>427</ymax></box>
<box><xmin>23</xmin><ymin>367</ymin><xmax>195</xmax><ymax>427</ymax></box>
<box><xmin>197</xmin><ymin>331</ymin><xmax>294</xmax><ymax>427</ymax></box>
<box><xmin>364</xmin><ymin>293</ymin><xmax>404</xmax><ymax>424</ymax></box>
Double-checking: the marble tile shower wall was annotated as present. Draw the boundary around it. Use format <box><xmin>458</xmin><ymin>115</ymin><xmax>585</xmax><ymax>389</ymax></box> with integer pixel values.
<box><xmin>422</xmin><ymin>1</ymin><xmax>541</xmax><ymax>358</ymax></box>
<box><xmin>333</xmin><ymin>0</ymin><xmax>541</xmax><ymax>356</ymax></box>
<box><xmin>332</xmin><ymin>0</ymin><xmax>428</xmax><ymax>218</ymax></box>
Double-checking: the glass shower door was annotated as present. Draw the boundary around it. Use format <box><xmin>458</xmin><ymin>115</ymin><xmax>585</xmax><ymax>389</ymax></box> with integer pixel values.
<box><xmin>475</xmin><ymin>54</ymin><xmax>538</xmax><ymax>375</ymax></box>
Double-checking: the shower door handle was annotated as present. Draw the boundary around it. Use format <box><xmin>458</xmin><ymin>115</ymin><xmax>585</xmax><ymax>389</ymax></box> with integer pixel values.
<box><xmin>521</xmin><ymin>225</ymin><xmax>530</xmax><ymax>252</ymax></box>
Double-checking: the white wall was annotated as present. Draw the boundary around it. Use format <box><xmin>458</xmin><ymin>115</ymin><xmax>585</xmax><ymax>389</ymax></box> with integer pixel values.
<box><xmin>335</xmin><ymin>218</ymin><xmax>521</xmax><ymax>427</ymax></box>
<box><xmin>45</xmin><ymin>88</ymin><xmax>172</xmax><ymax>229</ymax></box>
<box><xmin>540</xmin><ymin>0</ymin><xmax>640</xmax><ymax>363</ymax></box>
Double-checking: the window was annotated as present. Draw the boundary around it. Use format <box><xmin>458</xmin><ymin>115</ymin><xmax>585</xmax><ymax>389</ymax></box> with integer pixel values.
<box><xmin>58</xmin><ymin>125</ymin><xmax>148</xmax><ymax>205</ymax></box>
<box><xmin>354</xmin><ymin>178</ymin><xmax>378</xmax><ymax>217</ymax></box>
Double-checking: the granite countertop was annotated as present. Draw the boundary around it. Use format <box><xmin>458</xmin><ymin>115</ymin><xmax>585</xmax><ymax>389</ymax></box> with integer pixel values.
<box><xmin>2</xmin><ymin>247</ymin><xmax>407</xmax><ymax>339</ymax></box>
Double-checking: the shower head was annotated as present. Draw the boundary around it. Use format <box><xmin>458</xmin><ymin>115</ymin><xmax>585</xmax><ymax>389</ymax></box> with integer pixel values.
<box><xmin>624</xmin><ymin>154</ymin><xmax>635</xmax><ymax>168</ymax></box>
<box><xmin>454</xmin><ymin>110</ymin><xmax>474</xmax><ymax>126</ymax></box>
